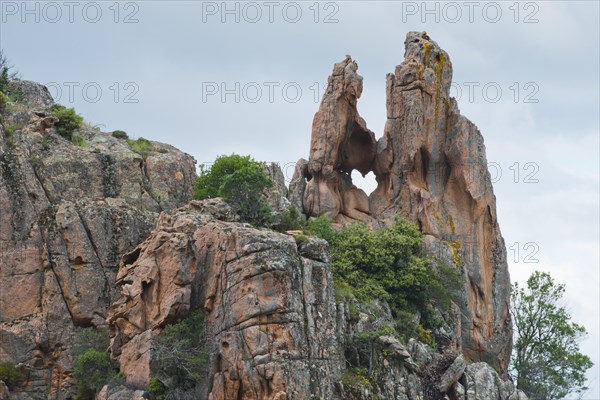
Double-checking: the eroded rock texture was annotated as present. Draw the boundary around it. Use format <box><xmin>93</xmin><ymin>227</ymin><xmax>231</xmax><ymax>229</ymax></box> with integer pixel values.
<box><xmin>299</xmin><ymin>56</ymin><xmax>377</xmax><ymax>224</ymax></box>
<box><xmin>294</xmin><ymin>32</ymin><xmax>512</xmax><ymax>373</ymax></box>
<box><xmin>0</xmin><ymin>81</ymin><xmax>196</xmax><ymax>399</ymax></box>
<box><xmin>108</xmin><ymin>200</ymin><xmax>342</xmax><ymax>399</ymax></box>
<box><xmin>106</xmin><ymin>206</ymin><xmax>526</xmax><ymax>400</ymax></box>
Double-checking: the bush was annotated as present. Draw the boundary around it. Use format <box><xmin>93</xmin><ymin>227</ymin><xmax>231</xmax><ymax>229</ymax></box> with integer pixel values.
<box><xmin>0</xmin><ymin>92</ymin><xmax>7</xmax><ymax>112</ymax></box>
<box><xmin>274</xmin><ymin>205</ymin><xmax>305</xmax><ymax>232</ymax></box>
<box><xmin>74</xmin><ymin>350</ymin><xmax>115</xmax><ymax>399</ymax></box>
<box><xmin>305</xmin><ymin>216</ymin><xmax>336</xmax><ymax>243</ymax></box>
<box><xmin>127</xmin><ymin>137</ymin><xmax>155</xmax><ymax>159</ymax></box>
<box><xmin>0</xmin><ymin>66</ymin><xmax>8</xmax><ymax>94</ymax></box>
<box><xmin>148</xmin><ymin>377</ymin><xmax>168</xmax><ymax>400</ymax></box>
<box><xmin>152</xmin><ymin>312</ymin><xmax>210</xmax><ymax>393</ymax></box>
<box><xmin>193</xmin><ymin>154</ymin><xmax>274</xmax><ymax>226</ymax></box>
<box><xmin>72</xmin><ymin>327</ymin><xmax>110</xmax><ymax>357</ymax></box>
<box><xmin>50</xmin><ymin>104</ymin><xmax>83</xmax><ymax>140</ymax></box>
<box><xmin>311</xmin><ymin>217</ymin><xmax>461</xmax><ymax>332</ymax></box>
<box><xmin>0</xmin><ymin>361</ymin><xmax>22</xmax><ymax>389</ymax></box>
<box><xmin>71</xmin><ymin>135</ymin><xmax>88</xmax><ymax>147</ymax></box>
<box><xmin>72</xmin><ymin>327</ymin><xmax>116</xmax><ymax>400</ymax></box>
<box><xmin>111</xmin><ymin>130</ymin><xmax>129</xmax><ymax>140</ymax></box>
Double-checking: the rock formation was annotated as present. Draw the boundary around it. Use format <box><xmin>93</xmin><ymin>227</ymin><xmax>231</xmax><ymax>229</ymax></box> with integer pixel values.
<box><xmin>1</xmin><ymin>32</ymin><xmax>521</xmax><ymax>400</ymax></box>
<box><xmin>292</xmin><ymin>32</ymin><xmax>513</xmax><ymax>373</ymax></box>
<box><xmin>297</xmin><ymin>55</ymin><xmax>377</xmax><ymax>224</ymax></box>
<box><xmin>106</xmin><ymin>198</ymin><xmax>526</xmax><ymax>400</ymax></box>
<box><xmin>0</xmin><ymin>81</ymin><xmax>196</xmax><ymax>399</ymax></box>
<box><xmin>108</xmin><ymin>200</ymin><xmax>341</xmax><ymax>399</ymax></box>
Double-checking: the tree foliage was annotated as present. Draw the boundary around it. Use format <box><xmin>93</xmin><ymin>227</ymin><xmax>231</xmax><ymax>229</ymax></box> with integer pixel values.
<box><xmin>510</xmin><ymin>271</ymin><xmax>593</xmax><ymax>400</ymax></box>
<box><xmin>0</xmin><ymin>361</ymin><xmax>22</xmax><ymax>389</ymax></box>
<box><xmin>72</xmin><ymin>327</ymin><xmax>117</xmax><ymax>400</ymax></box>
<box><xmin>274</xmin><ymin>205</ymin><xmax>305</xmax><ymax>232</ymax></box>
<box><xmin>310</xmin><ymin>217</ymin><xmax>461</xmax><ymax>331</ymax></box>
<box><xmin>49</xmin><ymin>104</ymin><xmax>84</xmax><ymax>140</ymax></box>
<box><xmin>193</xmin><ymin>154</ymin><xmax>273</xmax><ymax>226</ymax></box>
<box><xmin>0</xmin><ymin>67</ymin><xmax>8</xmax><ymax>95</ymax></box>
<box><xmin>0</xmin><ymin>50</ymin><xmax>20</xmax><ymax>83</ymax></box>
<box><xmin>151</xmin><ymin>312</ymin><xmax>211</xmax><ymax>394</ymax></box>
<box><xmin>73</xmin><ymin>350</ymin><xmax>115</xmax><ymax>399</ymax></box>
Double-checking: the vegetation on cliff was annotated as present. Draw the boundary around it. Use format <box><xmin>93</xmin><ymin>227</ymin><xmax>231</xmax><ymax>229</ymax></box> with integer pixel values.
<box><xmin>308</xmin><ymin>216</ymin><xmax>462</xmax><ymax>340</ymax></box>
<box><xmin>72</xmin><ymin>328</ymin><xmax>119</xmax><ymax>400</ymax></box>
<box><xmin>49</xmin><ymin>104</ymin><xmax>84</xmax><ymax>140</ymax></box>
<box><xmin>193</xmin><ymin>154</ymin><xmax>274</xmax><ymax>226</ymax></box>
<box><xmin>150</xmin><ymin>312</ymin><xmax>210</xmax><ymax>398</ymax></box>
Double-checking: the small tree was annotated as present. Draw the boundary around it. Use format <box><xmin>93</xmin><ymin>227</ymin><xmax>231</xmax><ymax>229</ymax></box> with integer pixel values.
<box><xmin>193</xmin><ymin>154</ymin><xmax>273</xmax><ymax>226</ymax></box>
<box><xmin>50</xmin><ymin>104</ymin><xmax>83</xmax><ymax>140</ymax></box>
<box><xmin>510</xmin><ymin>271</ymin><xmax>593</xmax><ymax>399</ymax></box>
<box><xmin>73</xmin><ymin>350</ymin><xmax>115</xmax><ymax>399</ymax></box>
<box><xmin>72</xmin><ymin>327</ymin><xmax>116</xmax><ymax>400</ymax></box>
<box><xmin>0</xmin><ymin>50</ymin><xmax>20</xmax><ymax>83</ymax></box>
<box><xmin>152</xmin><ymin>312</ymin><xmax>210</xmax><ymax>394</ymax></box>
<box><xmin>0</xmin><ymin>67</ymin><xmax>8</xmax><ymax>94</ymax></box>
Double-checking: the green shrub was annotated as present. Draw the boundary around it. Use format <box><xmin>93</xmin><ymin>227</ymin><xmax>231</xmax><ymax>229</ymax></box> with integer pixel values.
<box><xmin>193</xmin><ymin>154</ymin><xmax>274</xmax><ymax>226</ymax></box>
<box><xmin>311</xmin><ymin>217</ymin><xmax>461</xmax><ymax>332</ymax></box>
<box><xmin>71</xmin><ymin>135</ymin><xmax>88</xmax><ymax>147</ymax></box>
<box><xmin>274</xmin><ymin>205</ymin><xmax>305</xmax><ymax>232</ymax></box>
<box><xmin>72</xmin><ymin>327</ymin><xmax>110</xmax><ymax>357</ymax></box>
<box><xmin>417</xmin><ymin>324</ymin><xmax>435</xmax><ymax>346</ymax></box>
<box><xmin>127</xmin><ymin>137</ymin><xmax>155</xmax><ymax>159</ymax></box>
<box><xmin>305</xmin><ymin>216</ymin><xmax>336</xmax><ymax>243</ymax></box>
<box><xmin>294</xmin><ymin>233</ymin><xmax>309</xmax><ymax>244</ymax></box>
<box><xmin>152</xmin><ymin>312</ymin><xmax>210</xmax><ymax>393</ymax></box>
<box><xmin>148</xmin><ymin>377</ymin><xmax>167</xmax><ymax>400</ymax></box>
<box><xmin>0</xmin><ymin>67</ymin><xmax>8</xmax><ymax>93</ymax></box>
<box><xmin>50</xmin><ymin>104</ymin><xmax>83</xmax><ymax>140</ymax></box>
<box><xmin>72</xmin><ymin>327</ymin><xmax>116</xmax><ymax>400</ymax></box>
<box><xmin>0</xmin><ymin>91</ymin><xmax>7</xmax><ymax>112</ymax></box>
<box><xmin>0</xmin><ymin>361</ymin><xmax>22</xmax><ymax>389</ymax></box>
<box><xmin>74</xmin><ymin>349</ymin><xmax>115</xmax><ymax>399</ymax></box>
<box><xmin>111</xmin><ymin>130</ymin><xmax>129</xmax><ymax>140</ymax></box>
<box><xmin>342</xmin><ymin>367</ymin><xmax>372</xmax><ymax>389</ymax></box>
<box><xmin>4</xmin><ymin>124</ymin><xmax>15</xmax><ymax>138</ymax></box>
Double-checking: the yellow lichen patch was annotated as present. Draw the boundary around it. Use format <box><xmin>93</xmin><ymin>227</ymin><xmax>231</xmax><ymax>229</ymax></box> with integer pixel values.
<box><xmin>416</xmin><ymin>64</ymin><xmax>425</xmax><ymax>80</ymax></box>
<box><xmin>448</xmin><ymin>240</ymin><xmax>461</xmax><ymax>266</ymax></box>
<box><xmin>447</xmin><ymin>213</ymin><xmax>455</xmax><ymax>234</ymax></box>
<box><xmin>433</xmin><ymin>51</ymin><xmax>446</xmax><ymax>127</ymax></box>
<box><xmin>423</xmin><ymin>41</ymin><xmax>433</xmax><ymax>67</ymax></box>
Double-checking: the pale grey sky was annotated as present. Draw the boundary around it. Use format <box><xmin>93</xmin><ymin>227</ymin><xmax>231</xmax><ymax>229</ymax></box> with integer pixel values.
<box><xmin>1</xmin><ymin>1</ymin><xmax>598</xmax><ymax>397</ymax></box>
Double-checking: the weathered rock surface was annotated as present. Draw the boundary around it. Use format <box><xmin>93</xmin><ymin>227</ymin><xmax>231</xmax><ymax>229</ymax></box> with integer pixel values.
<box><xmin>0</xmin><ymin>81</ymin><xmax>196</xmax><ymax>399</ymax></box>
<box><xmin>108</xmin><ymin>199</ymin><xmax>342</xmax><ymax>399</ymax></box>
<box><xmin>293</xmin><ymin>32</ymin><xmax>513</xmax><ymax>374</ymax></box>
<box><xmin>299</xmin><ymin>55</ymin><xmax>377</xmax><ymax>223</ymax></box>
<box><xmin>107</xmin><ymin>200</ymin><xmax>525</xmax><ymax>400</ymax></box>
<box><xmin>3</xmin><ymin>33</ymin><xmax>521</xmax><ymax>400</ymax></box>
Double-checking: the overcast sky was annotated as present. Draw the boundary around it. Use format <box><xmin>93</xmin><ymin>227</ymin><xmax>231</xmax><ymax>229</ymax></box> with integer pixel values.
<box><xmin>1</xmin><ymin>1</ymin><xmax>598</xmax><ymax>397</ymax></box>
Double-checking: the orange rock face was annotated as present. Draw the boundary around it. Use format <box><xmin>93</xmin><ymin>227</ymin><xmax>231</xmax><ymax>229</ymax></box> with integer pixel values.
<box><xmin>292</xmin><ymin>32</ymin><xmax>513</xmax><ymax>373</ymax></box>
<box><xmin>0</xmin><ymin>80</ymin><xmax>196</xmax><ymax>399</ymax></box>
<box><xmin>108</xmin><ymin>200</ymin><xmax>342</xmax><ymax>399</ymax></box>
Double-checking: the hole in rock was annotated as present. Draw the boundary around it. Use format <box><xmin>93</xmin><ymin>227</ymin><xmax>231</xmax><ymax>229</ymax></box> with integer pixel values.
<box><xmin>351</xmin><ymin>170</ymin><xmax>378</xmax><ymax>196</ymax></box>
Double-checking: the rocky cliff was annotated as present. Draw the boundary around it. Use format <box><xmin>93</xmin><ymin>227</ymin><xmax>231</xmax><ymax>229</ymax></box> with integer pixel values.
<box><xmin>105</xmin><ymin>199</ymin><xmax>526</xmax><ymax>400</ymax></box>
<box><xmin>291</xmin><ymin>31</ymin><xmax>513</xmax><ymax>374</ymax></box>
<box><xmin>0</xmin><ymin>80</ymin><xmax>196</xmax><ymax>399</ymax></box>
<box><xmin>1</xmin><ymin>32</ymin><xmax>522</xmax><ymax>400</ymax></box>
<box><xmin>108</xmin><ymin>200</ymin><xmax>341</xmax><ymax>399</ymax></box>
